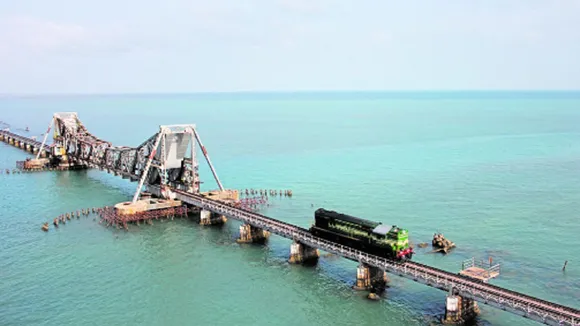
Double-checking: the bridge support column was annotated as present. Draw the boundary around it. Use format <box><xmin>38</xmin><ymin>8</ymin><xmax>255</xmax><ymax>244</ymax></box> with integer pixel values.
<box><xmin>288</xmin><ymin>240</ymin><xmax>319</xmax><ymax>264</ymax></box>
<box><xmin>237</xmin><ymin>224</ymin><xmax>270</xmax><ymax>244</ymax></box>
<box><xmin>353</xmin><ymin>263</ymin><xmax>388</xmax><ymax>291</ymax></box>
<box><xmin>443</xmin><ymin>295</ymin><xmax>480</xmax><ymax>325</ymax></box>
<box><xmin>199</xmin><ymin>209</ymin><xmax>227</xmax><ymax>225</ymax></box>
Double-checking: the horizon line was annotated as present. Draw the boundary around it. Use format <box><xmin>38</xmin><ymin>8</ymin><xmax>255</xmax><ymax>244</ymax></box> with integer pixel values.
<box><xmin>1</xmin><ymin>89</ymin><xmax>580</xmax><ymax>99</ymax></box>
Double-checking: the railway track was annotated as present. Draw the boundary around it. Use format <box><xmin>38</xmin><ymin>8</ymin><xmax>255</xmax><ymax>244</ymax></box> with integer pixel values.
<box><xmin>174</xmin><ymin>190</ymin><xmax>580</xmax><ymax>326</ymax></box>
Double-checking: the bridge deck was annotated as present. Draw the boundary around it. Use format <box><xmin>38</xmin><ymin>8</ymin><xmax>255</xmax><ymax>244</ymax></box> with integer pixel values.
<box><xmin>2</xmin><ymin>125</ymin><xmax>579</xmax><ymax>326</ymax></box>
<box><xmin>170</xmin><ymin>188</ymin><xmax>580</xmax><ymax>326</ymax></box>
<box><xmin>0</xmin><ymin>130</ymin><xmax>50</xmax><ymax>152</ymax></box>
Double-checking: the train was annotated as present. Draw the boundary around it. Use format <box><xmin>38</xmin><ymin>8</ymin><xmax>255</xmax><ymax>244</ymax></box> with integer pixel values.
<box><xmin>309</xmin><ymin>208</ymin><xmax>413</xmax><ymax>261</ymax></box>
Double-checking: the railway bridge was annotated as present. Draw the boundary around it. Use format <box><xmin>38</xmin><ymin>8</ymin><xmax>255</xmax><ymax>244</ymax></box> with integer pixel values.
<box><xmin>0</xmin><ymin>129</ymin><xmax>50</xmax><ymax>156</ymax></box>
<box><xmin>1</xmin><ymin>112</ymin><xmax>579</xmax><ymax>326</ymax></box>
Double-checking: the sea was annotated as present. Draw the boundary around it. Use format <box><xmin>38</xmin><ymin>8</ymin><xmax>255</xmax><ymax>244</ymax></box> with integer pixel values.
<box><xmin>0</xmin><ymin>91</ymin><xmax>579</xmax><ymax>326</ymax></box>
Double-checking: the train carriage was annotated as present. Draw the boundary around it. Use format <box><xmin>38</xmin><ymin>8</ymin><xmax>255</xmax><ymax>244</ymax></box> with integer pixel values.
<box><xmin>310</xmin><ymin>208</ymin><xmax>413</xmax><ymax>261</ymax></box>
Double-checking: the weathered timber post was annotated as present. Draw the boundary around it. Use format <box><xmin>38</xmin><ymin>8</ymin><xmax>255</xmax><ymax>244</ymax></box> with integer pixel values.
<box><xmin>237</xmin><ymin>224</ymin><xmax>270</xmax><ymax>244</ymax></box>
<box><xmin>288</xmin><ymin>240</ymin><xmax>319</xmax><ymax>264</ymax></box>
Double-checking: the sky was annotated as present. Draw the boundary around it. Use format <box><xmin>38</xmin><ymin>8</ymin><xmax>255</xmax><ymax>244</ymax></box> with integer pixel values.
<box><xmin>0</xmin><ymin>0</ymin><xmax>579</xmax><ymax>94</ymax></box>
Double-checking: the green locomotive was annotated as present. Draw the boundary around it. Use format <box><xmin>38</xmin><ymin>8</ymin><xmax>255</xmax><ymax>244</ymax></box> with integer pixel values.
<box><xmin>310</xmin><ymin>208</ymin><xmax>414</xmax><ymax>261</ymax></box>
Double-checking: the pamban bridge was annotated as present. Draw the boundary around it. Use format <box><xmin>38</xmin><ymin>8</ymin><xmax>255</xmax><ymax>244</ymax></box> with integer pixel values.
<box><xmin>1</xmin><ymin>112</ymin><xmax>579</xmax><ymax>326</ymax></box>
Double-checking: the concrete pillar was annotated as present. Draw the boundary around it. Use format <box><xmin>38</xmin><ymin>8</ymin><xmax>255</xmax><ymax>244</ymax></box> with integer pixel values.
<box><xmin>443</xmin><ymin>295</ymin><xmax>480</xmax><ymax>325</ymax></box>
<box><xmin>199</xmin><ymin>209</ymin><xmax>227</xmax><ymax>225</ymax></box>
<box><xmin>353</xmin><ymin>263</ymin><xmax>372</xmax><ymax>290</ymax></box>
<box><xmin>288</xmin><ymin>240</ymin><xmax>319</xmax><ymax>264</ymax></box>
<box><xmin>353</xmin><ymin>263</ymin><xmax>388</xmax><ymax>291</ymax></box>
<box><xmin>237</xmin><ymin>223</ymin><xmax>270</xmax><ymax>243</ymax></box>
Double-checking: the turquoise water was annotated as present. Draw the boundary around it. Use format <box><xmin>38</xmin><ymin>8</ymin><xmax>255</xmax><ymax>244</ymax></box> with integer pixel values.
<box><xmin>1</xmin><ymin>91</ymin><xmax>579</xmax><ymax>326</ymax></box>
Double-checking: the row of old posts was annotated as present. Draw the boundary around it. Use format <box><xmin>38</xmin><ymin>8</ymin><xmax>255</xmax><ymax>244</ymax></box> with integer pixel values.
<box><xmin>1</xmin><ymin>167</ymin><xmax>72</xmax><ymax>175</ymax></box>
<box><xmin>240</xmin><ymin>188</ymin><xmax>293</xmax><ymax>197</ymax></box>
<box><xmin>41</xmin><ymin>208</ymin><xmax>98</xmax><ymax>231</ymax></box>
<box><xmin>41</xmin><ymin>205</ymin><xmax>195</xmax><ymax>233</ymax></box>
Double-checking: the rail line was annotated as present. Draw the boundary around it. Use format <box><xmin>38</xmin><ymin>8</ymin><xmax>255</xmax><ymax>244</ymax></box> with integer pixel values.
<box><xmin>0</xmin><ymin>130</ymin><xmax>50</xmax><ymax>152</ymax></box>
<box><xmin>2</xmin><ymin>114</ymin><xmax>579</xmax><ymax>326</ymax></box>
<box><xmin>172</xmin><ymin>189</ymin><xmax>580</xmax><ymax>326</ymax></box>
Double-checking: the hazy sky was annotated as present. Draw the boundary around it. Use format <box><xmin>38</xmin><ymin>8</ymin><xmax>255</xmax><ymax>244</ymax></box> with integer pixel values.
<box><xmin>1</xmin><ymin>1</ymin><xmax>579</xmax><ymax>94</ymax></box>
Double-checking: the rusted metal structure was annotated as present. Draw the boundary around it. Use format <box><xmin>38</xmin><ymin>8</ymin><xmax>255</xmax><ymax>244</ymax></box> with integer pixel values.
<box><xmin>97</xmin><ymin>204</ymin><xmax>191</xmax><ymax>230</ymax></box>
<box><xmin>35</xmin><ymin>112</ymin><xmax>223</xmax><ymax>202</ymax></box>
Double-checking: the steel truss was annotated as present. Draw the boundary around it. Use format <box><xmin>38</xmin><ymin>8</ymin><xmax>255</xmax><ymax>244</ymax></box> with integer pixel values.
<box><xmin>46</xmin><ymin>113</ymin><xmax>222</xmax><ymax>201</ymax></box>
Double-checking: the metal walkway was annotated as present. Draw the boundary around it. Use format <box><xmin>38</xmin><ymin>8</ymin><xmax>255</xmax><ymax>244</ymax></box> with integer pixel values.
<box><xmin>2</xmin><ymin>114</ymin><xmax>579</xmax><ymax>326</ymax></box>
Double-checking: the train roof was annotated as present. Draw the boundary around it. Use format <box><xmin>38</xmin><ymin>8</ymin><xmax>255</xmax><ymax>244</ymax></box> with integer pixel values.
<box><xmin>315</xmin><ymin>208</ymin><xmax>380</xmax><ymax>229</ymax></box>
<box><xmin>372</xmin><ymin>224</ymin><xmax>391</xmax><ymax>236</ymax></box>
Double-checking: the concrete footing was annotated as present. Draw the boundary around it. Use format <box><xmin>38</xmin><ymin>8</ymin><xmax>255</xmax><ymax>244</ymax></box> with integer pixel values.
<box><xmin>353</xmin><ymin>263</ymin><xmax>388</xmax><ymax>291</ymax></box>
<box><xmin>237</xmin><ymin>223</ymin><xmax>270</xmax><ymax>243</ymax></box>
<box><xmin>442</xmin><ymin>295</ymin><xmax>480</xmax><ymax>325</ymax></box>
<box><xmin>288</xmin><ymin>240</ymin><xmax>319</xmax><ymax>264</ymax></box>
<box><xmin>199</xmin><ymin>209</ymin><xmax>227</xmax><ymax>225</ymax></box>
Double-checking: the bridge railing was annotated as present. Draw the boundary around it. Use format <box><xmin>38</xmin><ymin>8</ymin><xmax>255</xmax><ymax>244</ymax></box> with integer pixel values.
<box><xmin>171</xmin><ymin>190</ymin><xmax>580</xmax><ymax>326</ymax></box>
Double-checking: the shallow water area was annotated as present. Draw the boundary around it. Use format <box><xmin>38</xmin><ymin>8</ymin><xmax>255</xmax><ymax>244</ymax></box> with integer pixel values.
<box><xmin>1</xmin><ymin>91</ymin><xmax>579</xmax><ymax>326</ymax></box>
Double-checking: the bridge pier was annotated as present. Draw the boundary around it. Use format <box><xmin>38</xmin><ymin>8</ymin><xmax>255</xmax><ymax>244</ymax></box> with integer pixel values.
<box><xmin>288</xmin><ymin>240</ymin><xmax>319</xmax><ymax>264</ymax></box>
<box><xmin>199</xmin><ymin>209</ymin><xmax>227</xmax><ymax>225</ymax></box>
<box><xmin>237</xmin><ymin>223</ymin><xmax>270</xmax><ymax>244</ymax></box>
<box><xmin>353</xmin><ymin>263</ymin><xmax>388</xmax><ymax>291</ymax></box>
<box><xmin>442</xmin><ymin>294</ymin><xmax>480</xmax><ymax>325</ymax></box>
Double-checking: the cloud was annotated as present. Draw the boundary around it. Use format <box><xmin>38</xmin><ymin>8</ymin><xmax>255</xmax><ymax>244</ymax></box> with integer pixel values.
<box><xmin>0</xmin><ymin>15</ymin><xmax>139</xmax><ymax>62</ymax></box>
